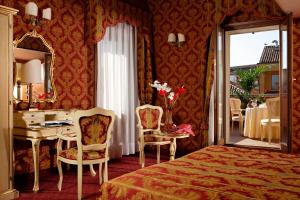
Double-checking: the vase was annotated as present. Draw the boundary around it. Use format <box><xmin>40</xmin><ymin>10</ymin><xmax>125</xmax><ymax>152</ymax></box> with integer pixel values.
<box><xmin>164</xmin><ymin>109</ymin><xmax>173</xmax><ymax>127</ymax></box>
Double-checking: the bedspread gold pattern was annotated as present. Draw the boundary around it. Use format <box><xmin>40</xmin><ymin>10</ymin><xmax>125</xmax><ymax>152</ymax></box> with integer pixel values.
<box><xmin>99</xmin><ymin>146</ymin><xmax>300</xmax><ymax>200</ymax></box>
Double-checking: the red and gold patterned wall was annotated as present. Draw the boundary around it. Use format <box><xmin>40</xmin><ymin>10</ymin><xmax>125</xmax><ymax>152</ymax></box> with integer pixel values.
<box><xmin>148</xmin><ymin>0</ymin><xmax>294</xmax><ymax>152</ymax></box>
<box><xmin>0</xmin><ymin>0</ymin><xmax>95</xmax><ymax>173</ymax></box>
<box><xmin>292</xmin><ymin>19</ymin><xmax>300</xmax><ymax>153</ymax></box>
<box><xmin>0</xmin><ymin>0</ymin><xmax>95</xmax><ymax>109</ymax></box>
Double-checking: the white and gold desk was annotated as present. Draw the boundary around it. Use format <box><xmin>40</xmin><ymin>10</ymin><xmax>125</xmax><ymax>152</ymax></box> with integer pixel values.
<box><xmin>13</xmin><ymin>110</ymin><xmax>75</xmax><ymax>192</ymax></box>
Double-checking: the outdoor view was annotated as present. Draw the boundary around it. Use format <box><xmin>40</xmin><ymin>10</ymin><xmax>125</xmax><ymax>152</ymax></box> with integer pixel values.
<box><xmin>229</xmin><ymin>29</ymin><xmax>280</xmax><ymax>148</ymax></box>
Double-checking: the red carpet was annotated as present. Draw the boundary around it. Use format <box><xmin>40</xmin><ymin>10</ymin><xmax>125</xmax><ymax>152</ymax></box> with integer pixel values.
<box><xmin>15</xmin><ymin>152</ymin><xmax>169</xmax><ymax>200</ymax></box>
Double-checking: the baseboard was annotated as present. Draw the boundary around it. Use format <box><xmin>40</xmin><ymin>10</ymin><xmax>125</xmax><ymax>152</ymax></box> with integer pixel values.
<box><xmin>0</xmin><ymin>189</ymin><xmax>19</xmax><ymax>200</ymax></box>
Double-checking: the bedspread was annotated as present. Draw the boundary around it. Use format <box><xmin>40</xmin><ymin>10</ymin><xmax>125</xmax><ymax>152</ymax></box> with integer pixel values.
<box><xmin>99</xmin><ymin>145</ymin><xmax>300</xmax><ymax>200</ymax></box>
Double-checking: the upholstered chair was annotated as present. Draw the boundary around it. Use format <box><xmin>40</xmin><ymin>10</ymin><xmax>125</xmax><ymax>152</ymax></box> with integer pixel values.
<box><xmin>136</xmin><ymin>104</ymin><xmax>170</xmax><ymax>168</ymax></box>
<box><xmin>56</xmin><ymin>107</ymin><xmax>115</xmax><ymax>199</ymax></box>
<box><xmin>229</xmin><ymin>98</ymin><xmax>245</xmax><ymax>133</ymax></box>
<box><xmin>261</xmin><ymin>97</ymin><xmax>280</xmax><ymax>143</ymax></box>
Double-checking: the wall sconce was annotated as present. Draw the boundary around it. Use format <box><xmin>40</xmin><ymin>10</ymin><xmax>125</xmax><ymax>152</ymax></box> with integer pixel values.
<box><xmin>168</xmin><ymin>33</ymin><xmax>185</xmax><ymax>47</ymax></box>
<box><xmin>25</xmin><ymin>2</ymin><xmax>51</xmax><ymax>26</ymax></box>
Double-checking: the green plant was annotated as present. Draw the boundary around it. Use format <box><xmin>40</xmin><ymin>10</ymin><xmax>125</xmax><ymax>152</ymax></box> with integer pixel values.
<box><xmin>232</xmin><ymin>65</ymin><xmax>267</xmax><ymax>108</ymax></box>
<box><xmin>236</xmin><ymin>65</ymin><xmax>267</xmax><ymax>93</ymax></box>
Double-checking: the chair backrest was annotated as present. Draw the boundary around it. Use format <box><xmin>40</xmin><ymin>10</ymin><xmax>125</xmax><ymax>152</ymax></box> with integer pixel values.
<box><xmin>73</xmin><ymin>107</ymin><xmax>115</xmax><ymax>153</ymax></box>
<box><xmin>229</xmin><ymin>98</ymin><xmax>242</xmax><ymax>116</ymax></box>
<box><xmin>136</xmin><ymin>104</ymin><xmax>163</xmax><ymax>131</ymax></box>
<box><xmin>266</xmin><ymin>97</ymin><xmax>280</xmax><ymax>120</ymax></box>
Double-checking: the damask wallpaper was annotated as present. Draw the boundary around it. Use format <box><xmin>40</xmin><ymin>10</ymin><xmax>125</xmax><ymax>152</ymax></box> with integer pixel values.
<box><xmin>0</xmin><ymin>0</ymin><xmax>94</xmax><ymax>173</ymax></box>
<box><xmin>1</xmin><ymin>0</ymin><xmax>299</xmax><ymax>175</ymax></box>
<box><xmin>0</xmin><ymin>0</ymin><xmax>95</xmax><ymax>109</ymax></box>
<box><xmin>148</xmin><ymin>0</ymin><xmax>286</xmax><ymax>152</ymax></box>
<box><xmin>292</xmin><ymin>19</ymin><xmax>300</xmax><ymax>153</ymax></box>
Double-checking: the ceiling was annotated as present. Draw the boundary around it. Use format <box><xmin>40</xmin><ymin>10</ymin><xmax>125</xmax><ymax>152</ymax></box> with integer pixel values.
<box><xmin>275</xmin><ymin>0</ymin><xmax>300</xmax><ymax>18</ymax></box>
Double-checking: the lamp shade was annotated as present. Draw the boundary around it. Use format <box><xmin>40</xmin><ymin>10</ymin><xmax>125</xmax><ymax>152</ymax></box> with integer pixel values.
<box><xmin>21</xmin><ymin>59</ymin><xmax>42</xmax><ymax>84</ymax></box>
<box><xmin>42</xmin><ymin>8</ymin><xmax>51</xmax><ymax>20</ymax></box>
<box><xmin>168</xmin><ymin>33</ymin><xmax>176</xmax><ymax>43</ymax></box>
<box><xmin>178</xmin><ymin>33</ymin><xmax>185</xmax><ymax>43</ymax></box>
<box><xmin>25</xmin><ymin>2</ymin><xmax>38</xmax><ymax>16</ymax></box>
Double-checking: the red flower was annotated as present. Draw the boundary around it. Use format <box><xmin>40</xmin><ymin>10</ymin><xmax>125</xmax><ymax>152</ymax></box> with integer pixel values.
<box><xmin>177</xmin><ymin>86</ymin><xmax>186</xmax><ymax>94</ymax></box>
<box><xmin>158</xmin><ymin>90</ymin><xmax>167</xmax><ymax>96</ymax></box>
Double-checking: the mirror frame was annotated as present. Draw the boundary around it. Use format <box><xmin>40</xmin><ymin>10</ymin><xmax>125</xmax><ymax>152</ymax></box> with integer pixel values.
<box><xmin>13</xmin><ymin>30</ymin><xmax>57</xmax><ymax>103</ymax></box>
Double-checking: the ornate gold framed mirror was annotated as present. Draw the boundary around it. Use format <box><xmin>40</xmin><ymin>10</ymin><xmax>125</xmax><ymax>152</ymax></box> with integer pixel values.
<box><xmin>13</xmin><ymin>30</ymin><xmax>56</xmax><ymax>103</ymax></box>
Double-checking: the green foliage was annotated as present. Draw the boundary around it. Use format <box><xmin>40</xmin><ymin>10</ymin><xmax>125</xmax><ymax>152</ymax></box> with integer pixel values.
<box><xmin>232</xmin><ymin>65</ymin><xmax>267</xmax><ymax>108</ymax></box>
<box><xmin>235</xmin><ymin>65</ymin><xmax>267</xmax><ymax>93</ymax></box>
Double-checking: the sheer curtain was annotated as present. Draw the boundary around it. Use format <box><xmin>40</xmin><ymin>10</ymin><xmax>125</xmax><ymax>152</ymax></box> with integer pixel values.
<box><xmin>96</xmin><ymin>23</ymin><xmax>138</xmax><ymax>158</ymax></box>
<box><xmin>208</xmin><ymin>86</ymin><xmax>214</xmax><ymax>145</ymax></box>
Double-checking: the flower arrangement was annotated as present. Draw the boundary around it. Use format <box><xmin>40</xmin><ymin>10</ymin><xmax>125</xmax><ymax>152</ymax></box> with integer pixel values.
<box><xmin>150</xmin><ymin>80</ymin><xmax>186</xmax><ymax>110</ymax></box>
<box><xmin>38</xmin><ymin>90</ymin><xmax>54</xmax><ymax>100</ymax></box>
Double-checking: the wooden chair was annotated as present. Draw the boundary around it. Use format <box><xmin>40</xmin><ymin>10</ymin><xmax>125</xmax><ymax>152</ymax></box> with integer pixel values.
<box><xmin>260</xmin><ymin>97</ymin><xmax>280</xmax><ymax>143</ymax></box>
<box><xmin>229</xmin><ymin>98</ymin><xmax>244</xmax><ymax>133</ymax></box>
<box><xmin>136</xmin><ymin>105</ymin><xmax>170</xmax><ymax>168</ymax></box>
<box><xmin>56</xmin><ymin>107</ymin><xmax>115</xmax><ymax>199</ymax></box>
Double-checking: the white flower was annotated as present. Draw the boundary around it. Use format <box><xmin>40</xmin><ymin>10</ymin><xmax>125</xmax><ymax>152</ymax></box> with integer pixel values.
<box><xmin>154</xmin><ymin>80</ymin><xmax>160</xmax><ymax>85</ymax></box>
<box><xmin>150</xmin><ymin>80</ymin><xmax>171</xmax><ymax>93</ymax></box>
<box><xmin>168</xmin><ymin>92</ymin><xmax>175</xmax><ymax>100</ymax></box>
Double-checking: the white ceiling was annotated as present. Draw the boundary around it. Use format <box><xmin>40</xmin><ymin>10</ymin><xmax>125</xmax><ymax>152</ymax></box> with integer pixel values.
<box><xmin>275</xmin><ymin>0</ymin><xmax>300</xmax><ymax>18</ymax></box>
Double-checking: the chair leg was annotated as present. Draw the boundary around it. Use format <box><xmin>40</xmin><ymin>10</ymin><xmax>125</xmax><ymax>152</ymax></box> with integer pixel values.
<box><xmin>139</xmin><ymin>142</ymin><xmax>145</xmax><ymax>168</ymax></box>
<box><xmin>89</xmin><ymin>164</ymin><xmax>96</xmax><ymax>177</ymax></box>
<box><xmin>260</xmin><ymin>125</ymin><xmax>263</xmax><ymax>141</ymax></box>
<box><xmin>141</xmin><ymin>149</ymin><xmax>145</xmax><ymax>168</ymax></box>
<box><xmin>138</xmin><ymin>140</ymin><xmax>142</xmax><ymax>164</ymax></box>
<box><xmin>104</xmin><ymin>161</ymin><xmax>108</xmax><ymax>182</ymax></box>
<box><xmin>99</xmin><ymin>163</ymin><xmax>103</xmax><ymax>184</ymax></box>
<box><xmin>231</xmin><ymin>121</ymin><xmax>233</xmax><ymax>132</ymax></box>
<box><xmin>157</xmin><ymin>145</ymin><xmax>160</xmax><ymax>164</ymax></box>
<box><xmin>77</xmin><ymin>164</ymin><xmax>83</xmax><ymax>200</ymax></box>
<box><xmin>268</xmin><ymin>125</ymin><xmax>272</xmax><ymax>143</ymax></box>
<box><xmin>57</xmin><ymin>159</ymin><xmax>63</xmax><ymax>191</ymax></box>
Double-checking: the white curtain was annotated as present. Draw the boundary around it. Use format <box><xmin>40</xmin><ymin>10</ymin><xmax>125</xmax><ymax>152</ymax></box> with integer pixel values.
<box><xmin>96</xmin><ymin>23</ymin><xmax>138</xmax><ymax>158</ymax></box>
<box><xmin>208</xmin><ymin>85</ymin><xmax>214</xmax><ymax>145</ymax></box>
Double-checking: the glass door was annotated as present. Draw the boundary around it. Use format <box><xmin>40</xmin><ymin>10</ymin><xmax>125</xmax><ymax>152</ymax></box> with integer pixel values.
<box><xmin>214</xmin><ymin>25</ymin><xmax>226</xmax><ymax>145</ymax></box>
<box><xmin>279</xmin><ymin>14</ymin><xmax>292</xmax><ymax>152</ymax></box>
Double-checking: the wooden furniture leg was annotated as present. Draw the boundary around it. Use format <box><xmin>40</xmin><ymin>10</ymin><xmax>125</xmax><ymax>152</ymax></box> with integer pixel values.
<box><xmin>157</xmin><ymin>145</ymin><xmax>160</xmax><ymax>164</ymax></box>
<box><xmin>169</xmin><ymin>138</ymin><xmax>177</xmax><ymax>160</ymax></box>
<box><xmin>66</xmin><ymin>141</ymin><xmax>71</xmax><ymax>170</ymax></box>
<box><xmin>30</xmin><ymin>139</ymin><xmax>41</xmax><ymax>192</ymax></box>
<box><xmin>89</xmin><ymin>164</ymin><xmax>96</xmax><ymax>177</ymax></box>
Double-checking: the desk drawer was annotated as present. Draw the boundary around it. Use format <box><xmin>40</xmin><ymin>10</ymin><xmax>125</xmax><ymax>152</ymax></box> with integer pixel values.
<box><xmin>61</xmin><ymin>126</ymin><xmax>75</xmax><ymax>134</ymax></box>
<box><xmin>23</xmin><ymin>112</ymin><xmax>45</xmax><ymax>119</ymax></box>
<box><xmin>14</xmin><ymin>116</ymin><xmax>44</xmax><ymax>128</ymax></box>
<box><xmin>56</xmin><ymin>111</ymin><xmax>74</xmax><ymax>121</ymax></box>
<box><xmin>23</xmin><ymin>117</ymin><xmax>44</xmax><ymax>125</ymax></box>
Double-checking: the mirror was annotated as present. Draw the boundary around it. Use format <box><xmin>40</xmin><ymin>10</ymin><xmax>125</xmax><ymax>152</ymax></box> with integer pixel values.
<box><xmin>13</xmin><ymin>30</ymin><xmax>56</xmax><ymax>103</ymax></box>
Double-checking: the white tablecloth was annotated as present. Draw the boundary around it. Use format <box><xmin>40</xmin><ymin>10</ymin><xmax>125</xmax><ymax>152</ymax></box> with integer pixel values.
<box><xmin>243</xmin><ymin>106</ymin><xmax>280</xmax><ymax>140</ymax></box>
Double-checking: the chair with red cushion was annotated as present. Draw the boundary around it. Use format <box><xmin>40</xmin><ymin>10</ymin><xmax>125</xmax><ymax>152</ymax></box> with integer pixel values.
<box><xmin>56</xmin><ymin>107</ymin><xmax>115</xmax><ymax>199</ymax></box>
<box><xmin>136</xmin><ymin>104</ymin><xmax>170</xmax><ymax>168</ymax></box>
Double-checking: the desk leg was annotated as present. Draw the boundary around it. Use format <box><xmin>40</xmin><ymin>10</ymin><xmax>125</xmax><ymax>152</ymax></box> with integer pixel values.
<box><xmin>169</xmin><ymin>138</ymin><xmax>177</xmax><ymax>160</ymax></box>
<box><xmin>31</xmin><ymin>139</ymin><xmax>41</xmax><ymax>192</ymax></box>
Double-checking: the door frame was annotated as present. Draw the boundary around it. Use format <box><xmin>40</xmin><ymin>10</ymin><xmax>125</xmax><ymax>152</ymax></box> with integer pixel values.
<box><xmin>214</xmin><ymin>17</ymin><xmax>293</xmax><ymax>152</ymax></box>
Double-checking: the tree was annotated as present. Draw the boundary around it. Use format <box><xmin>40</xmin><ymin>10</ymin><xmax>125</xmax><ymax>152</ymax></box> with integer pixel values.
<box><xmin>233</xmin><ymin>65</ymin><xmax>267</xmax><ymax>108</ymax></box>
<box><xmin>236</xmin><ymin>66</ymin><xmax>267</xmax><ymax>93</ymax></box>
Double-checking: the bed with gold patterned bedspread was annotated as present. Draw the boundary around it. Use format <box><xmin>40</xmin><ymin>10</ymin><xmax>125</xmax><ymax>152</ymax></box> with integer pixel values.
<box><xmin>99</xmin><ymin>145</ymin><xmax>300</xmax><ymax>200</ymax></box>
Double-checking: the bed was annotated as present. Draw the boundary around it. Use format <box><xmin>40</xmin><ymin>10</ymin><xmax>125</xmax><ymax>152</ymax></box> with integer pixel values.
<box><xmin>99</xmin><ymin>145</ymin><xmax>300</xmax><ymax>200</ymax></box>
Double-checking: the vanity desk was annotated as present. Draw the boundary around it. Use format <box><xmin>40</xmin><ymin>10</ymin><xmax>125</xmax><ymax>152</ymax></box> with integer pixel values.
<box><xmin>13</xmin><ymin>109</ymin><xmax>76</xmax><ymax>192</ymax></box>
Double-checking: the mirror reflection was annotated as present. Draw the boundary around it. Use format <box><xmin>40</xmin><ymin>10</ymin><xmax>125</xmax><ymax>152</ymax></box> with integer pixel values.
<box><xmin>13</xmin><ymin>30</ymin><xmax>56</xmax><ymax>103</ymax></box>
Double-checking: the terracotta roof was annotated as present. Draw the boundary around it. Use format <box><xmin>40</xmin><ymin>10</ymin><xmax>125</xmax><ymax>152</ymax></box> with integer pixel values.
<box><xmin>259</xmin><ymin>45</ymin><xmax>279</xmax><ymax>64</ymax></box>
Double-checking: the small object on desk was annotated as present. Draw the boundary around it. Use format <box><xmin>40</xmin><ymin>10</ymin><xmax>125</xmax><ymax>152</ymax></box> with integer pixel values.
<box><xmin>162</xmin><ymin>123</ymin><xmax>194</xmax><ymax>136</ymax></box>
<box><xmin>40</xmin><ymin>120</ymin><xmax>73</xmax><ymax>127</ymax></box>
